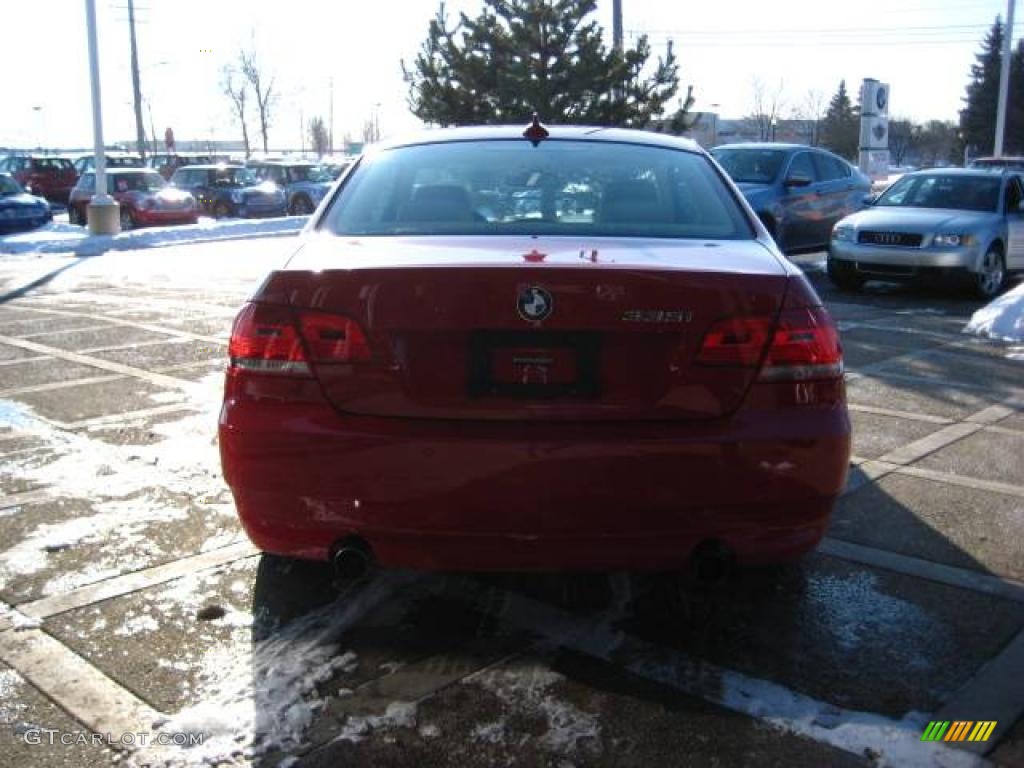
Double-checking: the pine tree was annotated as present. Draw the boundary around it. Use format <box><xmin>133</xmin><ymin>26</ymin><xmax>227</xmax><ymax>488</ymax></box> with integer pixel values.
<box><xmin>402</xmin><ymin>0</ymin><xmax>693</xmax><ymax>130</ymax></box>
<box><xmin>960</xmin><ymin>18</ymin><xmax>1005</xmax><ymax>157</ymax></box>
<box><xmin>820</xmin><ymin>80</ymin><xmax>859</xmax><ymax>160</ymax></box>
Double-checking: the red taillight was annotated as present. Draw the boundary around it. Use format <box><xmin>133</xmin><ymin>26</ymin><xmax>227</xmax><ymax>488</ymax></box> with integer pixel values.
<box><xmin>227</xmin><ymin>303</ymin><xmax>371</xmax><ymax>376</ymax></box>
<box><xmin>759</xmin><ymin>307</ymin><xmax>843</xmax><ymax>381</ymax></box>
<box><xmin>228</xmin><ymin>303</ymin><xmax>309</xmax><ymax>375</ymax></box>
<box><xmin>298</xmin><ymin>312</ymin><xmax>371</xmax><ymax>363</ymax></box>
<box><xmin>697</xmin><ymin>307</ymin><xmax>842</xmax><ymax>381</ymax></box>
<box><xmin>695</xmin><ymin>317</ymin><xmax>773</xmax><ymax>366</ymax></box>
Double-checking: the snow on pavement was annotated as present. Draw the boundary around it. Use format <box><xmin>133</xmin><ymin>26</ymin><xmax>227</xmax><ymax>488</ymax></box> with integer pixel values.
<box><xmin>0</xmin><ymin>216</ymin><xmax>304</xmax><ymax>257</ymax></box>
<box><xmin>964</xmin><ymin>280</ymin><xmax>1024</xmax><ymax>348</ymax></box>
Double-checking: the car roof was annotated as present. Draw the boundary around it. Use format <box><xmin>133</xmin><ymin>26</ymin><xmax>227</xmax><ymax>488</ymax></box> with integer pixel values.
<box><xmin>174</xmin><ymin>164</ymin><xmax>245</xmax><ymax>170</ymax></box>
<box><xmin>371</xmin><ymin>125</ymin><xmax>701</xmax><ymax>153</ymax></box>
<box><xmin>711</xmin><ymin>143</ymin><xmax>814</xmax><ymax>152</ymax></box>
<box><xmin>907</xmin><ymin>167</ymin><xmax>1015</xmax><ymax>178</ymax></box>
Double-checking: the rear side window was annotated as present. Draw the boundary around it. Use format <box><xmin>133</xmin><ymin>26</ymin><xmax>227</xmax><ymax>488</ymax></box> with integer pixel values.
<box><xmin>787</xmin><ymin>152</ymin><xmax>816</xmax><ymax>182</ymax></box>
<box><xmin>326</xmin><ymin>140</ymin><xmax>752</xmax><ymax>240</ymax></box>
<box><xmin>812</xmin><ymin>153</ymin><xmax>851</xmax><ymax>181</ymax></box>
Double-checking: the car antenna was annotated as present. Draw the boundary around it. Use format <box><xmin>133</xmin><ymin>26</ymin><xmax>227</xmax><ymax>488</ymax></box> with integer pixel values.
<box><xmin>523</xmin><ymin>113</ymin><xmax>549</xmax><ymax>146</ymax></box>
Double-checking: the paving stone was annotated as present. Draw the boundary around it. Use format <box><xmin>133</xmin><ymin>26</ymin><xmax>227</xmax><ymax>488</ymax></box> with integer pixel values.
<box><xmin>0</xmin><ymin>661</ymin><xmax>116</xmax><ymax>767</ymax></box>
<box><xmin>845</xmin><ymin>375</ymin><xmax>1001</xmax><ymax>420</ymax></box>
<box><xmin>9</xmin><ymin>378</ymin><xmax>185</xmax><ymax>424</ymax></box>
<box><xmin>0</xmin><ymin>358</ymin><xmax>111</xmax><ymax>392</ymax></box>
<box><xmin>298</xmin><ymin>653</ymin><xmax>870</xmax><ymax>768</ymax></box>
<box><xmin>849</xmin><ymin>410</ymin><xmax>942</xmax><ymax>460</ymax></box>
<box><xmin>830</xmin><ymin>473</ymin><xmax>1024</xmax><ymax>581</ymax></box>
<box><xmin>18</xmin><ymin>325</ymin><xmax>171</xmax><ymax>352</ymax></box>
<box><xmin>86</xmin><ymin>340</ymin><xmax>224</xmax><ymax>370</ymax></box>
<box><xmin>914</xmin><ymin>430</ymin><xmax>1024</xmax><ymax>487</ymax></box>
<box><xmin>0</xmin><ymin>492</ymin><xmax>242</xmax><ymax>605</ymax></box>
<box><xmin>615</xmin><ymin>554</ymin><xmax>1024</xmax><ymax>718</ymax></box>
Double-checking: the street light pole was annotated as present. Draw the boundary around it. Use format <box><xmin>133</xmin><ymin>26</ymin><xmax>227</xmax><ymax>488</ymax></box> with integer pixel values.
<box><xmin>84</xmin><ymin>0</ymin><xmax>119</xmax><ymax>233</ymax></box>
<box><xmin>128</xmin><ymin>0</ymin><xmax>147</xmax><ymax>160</ymax></box>
<box><xmin>994</xmin><ymin>0</ymin><xmax>1016</xmax><ymax>156</ymax></box>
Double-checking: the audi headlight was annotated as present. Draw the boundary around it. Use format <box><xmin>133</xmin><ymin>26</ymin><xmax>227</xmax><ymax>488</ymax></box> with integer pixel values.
<box><xmin>933</xmin><ymin>233</ymin><xmax>973</xmax><ymax>247</ymax></box>
<box><xmin>230</xmin><ymin>190</ymin><xmax>244</xmax><ymax>204</ymax></box>
<box><xmin>832</xmin><ymin>225</ymin><xmax>855</xmax><ymax>242</ymax></box>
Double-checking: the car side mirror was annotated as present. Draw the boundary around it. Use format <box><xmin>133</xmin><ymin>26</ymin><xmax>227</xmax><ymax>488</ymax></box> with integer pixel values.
<box><xmin>784</xmin><ymin>173</ymin><xmax>812</xmax><ymax>188</ymax></box>
<box><xmin>24</xmin><ymin>183</ymin><xmax>33</xmax><ymax>194</ymax></box>
<box><xmin>862</xmin><ymin>194</ymin><xmax>877</xmax><ymax>206</ymax></box>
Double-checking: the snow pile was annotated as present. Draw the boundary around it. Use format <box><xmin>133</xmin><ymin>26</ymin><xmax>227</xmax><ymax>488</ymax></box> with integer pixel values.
<box><xmin>136</xmin><ymin>575</ymin><xmax>410</xmax><ymax>767</ymax></box>
<box><xmin>964</xmin><ymin>280</ymin><xmax>1024</xmax><ymax>342</ymax></box>
<box><xmin>0</xmin><ymin>216</ymin><xmax>304</xmax><ymax>256</ymax></box>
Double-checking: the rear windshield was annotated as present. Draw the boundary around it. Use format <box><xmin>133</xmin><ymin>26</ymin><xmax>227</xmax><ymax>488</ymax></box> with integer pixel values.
<box><xmin>111</xmin><ymin>173</ymin><xmax>166</xmax><ymax>193</ymax></box>
<box><xmin>32</xmin><ymin>158</ymin><xmax>72</xmax><ymax>171</ymax></box>
<box><xmin>286</xmin><ymin>165</ymin><xmax>332</xmax><ymax>183</ymax></box>
<box><xmin>108</xmin><ymin>156</ymin><xmax>144</xmax><ymax>168</ymax></box>
<box><xmin>875</xmin><ymin>174</ymin><xmax>1002</xmax><ymax>212</ymax></box>
<box><xmin>324</xmin><ymin>139</ymin><xmax>751</xmax><ymax>240</ymax></box>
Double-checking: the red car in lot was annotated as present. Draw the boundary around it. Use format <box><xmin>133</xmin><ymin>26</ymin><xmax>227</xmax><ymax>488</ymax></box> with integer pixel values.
<box><xmin>0</xmin><ymin>155</ymin><xmax>77</xmax><ymax>204</ymax></box>
<box><xmin>68</xmin><ymin>168</ymin><xmax>198</xmax><ymax>229</ymax></box>
<box><xmin>219</xmin><ymin>125</ymin><xmax>850</xmax><ymax>577</ymax></box>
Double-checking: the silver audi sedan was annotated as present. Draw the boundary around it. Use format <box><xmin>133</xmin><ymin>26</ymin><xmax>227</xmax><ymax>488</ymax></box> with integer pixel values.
<box><xmin>827</xmin><ymin>168</ymin><xmax>1024</xmax><ymax>298</ymax></box>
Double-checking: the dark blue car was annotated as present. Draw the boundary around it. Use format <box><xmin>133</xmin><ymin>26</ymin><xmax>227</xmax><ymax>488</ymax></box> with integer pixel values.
<box><xmin>711</xmin><ymin>143</ymin><xmax>871</xmax><ymax>254</ymax></box>
<box><xmin>0</xmin><ymin>173</ymin><xmax>52</xmax><ymax>234</ymax></box>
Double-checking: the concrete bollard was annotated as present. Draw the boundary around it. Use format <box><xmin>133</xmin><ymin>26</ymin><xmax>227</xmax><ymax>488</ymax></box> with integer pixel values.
<box><xmin>87</xmin><ymin>198</ymin><xmax>121</xmax><ymax>235</ymax></box>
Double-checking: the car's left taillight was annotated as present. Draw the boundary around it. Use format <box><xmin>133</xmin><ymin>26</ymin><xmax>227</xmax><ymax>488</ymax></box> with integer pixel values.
<box><xmin>225</xmin><ymin>302</ymin><xmax>372</xmax><ymax>403</ymax></box>
<box><xmin>227</xmin><ymin>302</ymin><xmax>371</xmax><ymax>376</ymax></box>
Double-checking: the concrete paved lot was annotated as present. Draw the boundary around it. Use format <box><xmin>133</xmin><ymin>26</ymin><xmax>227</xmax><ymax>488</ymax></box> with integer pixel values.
<box><xmin>0</xmin><ymin>242</ymin><xmax>1021</xmax><ymax>767</ymax></box>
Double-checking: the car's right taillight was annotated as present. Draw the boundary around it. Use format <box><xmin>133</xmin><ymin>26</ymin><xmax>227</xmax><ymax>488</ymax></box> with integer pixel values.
<box><xmin>757</xmin><ymin>307</ymin><xmax>843</xmax><ymax>382</ymax></box>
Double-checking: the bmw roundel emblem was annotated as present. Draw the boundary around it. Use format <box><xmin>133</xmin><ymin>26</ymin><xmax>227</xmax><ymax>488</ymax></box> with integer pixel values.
<box><xmin>517</xmin><ymin>286</ymin><xmax>553</xmax><ymax>322</ymax></box>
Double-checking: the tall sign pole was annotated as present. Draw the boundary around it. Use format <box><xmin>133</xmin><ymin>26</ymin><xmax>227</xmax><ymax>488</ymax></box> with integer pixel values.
<box><xmin>85</xmin><ymin>0</ymin><xmax>120</xmax><ymax>233</ymax></box>
<box><xmin>994</xmin><ymin>0</ymin><xmax>1016</xmax><ymax>157</ymax></box>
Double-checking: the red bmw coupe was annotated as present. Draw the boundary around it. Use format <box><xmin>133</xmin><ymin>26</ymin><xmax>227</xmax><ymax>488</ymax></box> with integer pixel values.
<box><xmin>219</xmin><ymin>124</ymin><xmax>850</xmax><ymax>577</ymax></box>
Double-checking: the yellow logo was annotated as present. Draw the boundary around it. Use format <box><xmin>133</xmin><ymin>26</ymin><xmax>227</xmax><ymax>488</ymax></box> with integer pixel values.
<box><xmin>921</xmin><ymin>721</ymin><xmax>997</xmax><ymax>742</ymax></box>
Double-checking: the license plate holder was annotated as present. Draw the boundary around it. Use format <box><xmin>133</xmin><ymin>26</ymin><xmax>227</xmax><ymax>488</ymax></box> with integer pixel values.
<box><xmin>469</xmin><ymin>331</ymin><xmax>600</xmax><ymax>399</ymax></box>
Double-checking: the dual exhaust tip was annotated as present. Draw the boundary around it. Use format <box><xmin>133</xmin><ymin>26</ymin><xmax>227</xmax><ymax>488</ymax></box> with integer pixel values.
<box><xmin>328</xmin><ymin>537</ymin><xmax>735</xmax><ymax>587</ymax></box>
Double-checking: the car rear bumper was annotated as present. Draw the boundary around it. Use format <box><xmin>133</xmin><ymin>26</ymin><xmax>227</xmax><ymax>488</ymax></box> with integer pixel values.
<box><xmin>237</xmin><ymin>204</ymin><xmax>287</xmax><ymax>219</ymax></box>
<box><xmin>219</xmin><ymin>395</ymin><xmax>851</xmax><ymax>571</ymax></box>
<box><xmin>134</xmin><ymin>209</ymin><xmax>198</xmax><ymax>226</ymax></box>
<box><xmin>830</xmin><ymin>241</ymin><xmax>981</xmax><ymax>273</ymax></box>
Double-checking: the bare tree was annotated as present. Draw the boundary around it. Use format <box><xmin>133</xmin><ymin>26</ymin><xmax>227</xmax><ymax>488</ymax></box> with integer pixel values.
<box><xmin>792</xmin><ymin>88</ymin><xmax>827</xmax><ymax>146</ymax></box>
<box><xmin>746</xmin><ymin>78</ymin><xmax>786</xmax><ymax>141</ymax></box>
<box><xmin>362</xmin><ymin>114</ymin><xmax>381</xmax><ymax>144</ymax></box>
<box><xmin>309</xmin><ymin>116</ymin><xmax>329</xmax><ymax>157</ymax></box>
<box><xmin>240</xmin><ymin>49</ymin><xmax>276</xmax><ymax>154</ymax></box>
<box><xmin>222</xmin><ymin>66</ymin><xmax>251</xmax><ymax>159</ymax></box>
<box><xmin>888</xmin><ymin>117</ymin><xmax>919</xmax><ymax>166</ymax></box>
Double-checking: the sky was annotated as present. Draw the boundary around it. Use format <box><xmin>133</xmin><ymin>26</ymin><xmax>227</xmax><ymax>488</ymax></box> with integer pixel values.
<box><xmin>0</xmin><ymin>0</ymin><xmax>1018</xmax><ymax>151</ymax></box>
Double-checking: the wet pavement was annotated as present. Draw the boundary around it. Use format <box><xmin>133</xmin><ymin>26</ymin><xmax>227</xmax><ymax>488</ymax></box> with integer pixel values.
<box><xmin>0</xmin><ymin>242</ymin><xmax>1021</xmax><ymax>767</ymax></box>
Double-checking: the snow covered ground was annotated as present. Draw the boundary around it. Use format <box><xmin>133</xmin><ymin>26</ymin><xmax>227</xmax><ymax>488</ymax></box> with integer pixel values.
<box><xmin>0</xmin><ymin>216</ymin><xmax>304</xmax><ymax>257</ymax></box>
